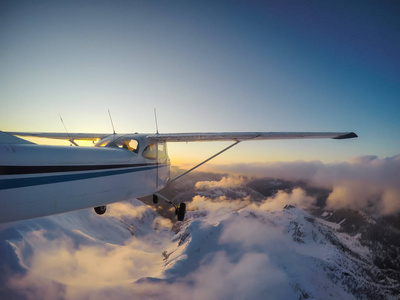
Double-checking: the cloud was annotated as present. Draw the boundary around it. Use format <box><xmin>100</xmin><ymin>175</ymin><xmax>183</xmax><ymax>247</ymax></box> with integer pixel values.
<box><xmin>2</xmin><ymin>206</ymin><xmax>294</xmax><ymax>300</ymax></box>
<box><xmin>258</xmin><ymin>188</ymin><xmax>315</xmax><ymax>212</ymax></box>
<box><xmin>7</xmin><ymin>273</ymin><xmax>65</xmax><ymax>300</ymax></box>
<box><xmin>127</xmin><ymin>251</ymin><xmax>291</xmax><ymax>300</ymax></box>
<box><xmin>178</xmin><ymin>251</ymin><xmax>291</xmax><ymax>300</ymax></box>
<box><xmin>188</xmin><ymin>195</ymin><xmax>251</xmax><ymax>213</ymax></box>
<box><xmin>106</xmin><ymin>202</ymin><xmax>152</xmax><ymax>219</ymax></box>
<box><xmin>2</xmin><ymin>184</ymin><xmax>309</xmax><ymax>300</ymax></box>
<box><xmin>153</xmin><ymin>216</ymin><xmax>173</xmax><ymax>230</ymax></box>
<box><xmin>195</xmin><ymin>176</ymin><xmax>246</xmax><ymax>189</ymax></box>
<box><xmin>8</xmin><ymin>229</ymin><xmax>164</xmax><ymax>285</ymax></box>
<box><xmin>203</xmin><ymin>155</ymin><xmax>400</xmax><ymax>216</ymax></box>
<box><xmin>380</xmin><ymin>189</ymin><xmax>400</xmax><ymax>216</ymax></box>
<box><xmin>189</xmin><ymin>184</ymin><xmax>315</xmax><ymax>214</ymax></box>
<box><xmin>219</xmin><ymin>211</ymin><xmax>284</xmax><ymax>249</ymax></box>
<box><xmin>1</xmin><ymin>200</ymin><xmax>174</xmax><ymax>300</ymax></box>
<box><xmin>131</xmin><ymin>210</ymin><xmax>295</xmax><ymax>300</ymax></box>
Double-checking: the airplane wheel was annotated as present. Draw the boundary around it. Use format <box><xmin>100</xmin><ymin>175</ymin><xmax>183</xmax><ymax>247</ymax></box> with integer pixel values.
<box><xmin>177</xmin><ymin>203</ymin><xmax>186</xmax><ymax>221</ymax></box>
<box><xmin>153</xmin><ymin>194</ymin><xmax>159</xmax><ymax>204</ymax></box>
<box><xmin>94</xmin><ymin>205</ymin><xmax>107</xmax><ymax>215</ymax></box>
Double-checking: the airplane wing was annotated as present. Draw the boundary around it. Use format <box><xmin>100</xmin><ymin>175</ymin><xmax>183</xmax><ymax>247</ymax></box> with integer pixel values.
<box><xmin>6</xmin><ymin>131</ymin><xmax>358</xmax><ymax>143</ymax></box>
<box><xmin>6</xmin><ymin>132</ymin><xmax>111</xmax><ymax>141</ymax></box>
<box><xmin>0</xmin><ymin>131</ymin><xmax>35</xmax><ymax>144</ymax></box>
<box><xmin>147</xmin><ymin>132</ymin><xmax>358</xmax><ymax>142</ymax></box>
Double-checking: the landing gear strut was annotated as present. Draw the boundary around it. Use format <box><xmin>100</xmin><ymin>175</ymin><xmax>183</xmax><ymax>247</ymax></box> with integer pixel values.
<box><xmin>94</xmin><ymin>205</ymin><xmax>107</xmax><ymax>215</ymax></box>
<box><xmin>153</xmin><ymin>193</ymin><xmax>186</xmax><ymax>221</ymax></box>
<box><xmin>153</xmin><ymin>194</ymin><xmax>159</xmax><ymax>204</ymax></box>
<box><xmin>150</xmin><ymin>142</ymin><xmax>241</xmax><ymax>222</ymax></box>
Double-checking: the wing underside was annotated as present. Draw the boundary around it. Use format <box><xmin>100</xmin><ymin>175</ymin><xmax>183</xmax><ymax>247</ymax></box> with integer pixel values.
<box><xmin>0</xmin><ymin>131</ymin><xmax>35</xmax><ymax>144</ymax></box>
<box><xmin>6</xmin><ymin>132</ymin><xmax>111</xmax><ymax>141</ymax></box>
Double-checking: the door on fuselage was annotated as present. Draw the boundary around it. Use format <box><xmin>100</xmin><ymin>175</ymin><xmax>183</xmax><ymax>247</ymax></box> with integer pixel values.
<box><xmin>142</xmin><ymin>142</ymin><xmax>170</xmax><ymax>190</ymax></box>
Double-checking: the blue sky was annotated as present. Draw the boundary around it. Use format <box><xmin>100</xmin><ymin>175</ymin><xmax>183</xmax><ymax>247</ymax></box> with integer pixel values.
<box><xmin>1</xmin><ymin>0</ymin><xmax>399</xmax><ymax>164</ymax></box>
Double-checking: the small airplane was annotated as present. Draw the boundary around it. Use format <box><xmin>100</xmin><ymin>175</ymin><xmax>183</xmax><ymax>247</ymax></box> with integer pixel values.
<box><xmin>0</xmin><ymin>130</ymin><xmax>357</xmax><ymax>224</ymax></box>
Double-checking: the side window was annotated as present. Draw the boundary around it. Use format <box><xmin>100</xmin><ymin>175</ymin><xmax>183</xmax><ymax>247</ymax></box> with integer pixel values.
<box><xmin>142</xmin><ymin>144</ymin><xmax>157</xmax><ymax>159</ymax></box>
<box><xmin>142</xmin><ymin>143</ymin><xmax>167</xmax><ymax>160</ymax></box>
<box><xmin>157</xmin><ymin>143</ymin><xmax>166</xmax><ymax>160</ymax></box>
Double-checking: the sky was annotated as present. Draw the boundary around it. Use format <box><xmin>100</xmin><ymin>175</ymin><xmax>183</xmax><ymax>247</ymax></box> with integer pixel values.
<box><xmin>1</xmin><ymin>0</ymin><xmax>399</xmax><ymax>165</ymax></box>
<box><xmin>2</xmin><ymin>2</ymin><xmax>400</xmax><ymax>297</ymax></box>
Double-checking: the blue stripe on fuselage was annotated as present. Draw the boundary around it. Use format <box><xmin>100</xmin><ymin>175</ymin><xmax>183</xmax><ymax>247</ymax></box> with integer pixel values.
<box><xmin>0</xmin><ymin>165</ymin><xmax>165</xmax><ymax>190</ymax></box>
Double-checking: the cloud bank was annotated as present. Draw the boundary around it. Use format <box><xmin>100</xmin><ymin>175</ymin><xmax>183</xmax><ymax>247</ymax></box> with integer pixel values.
<box><xmin>203</xmin><ymin>155</ymin><xmax>400</xmax><ymax>216</ymax></box>
<box><xmin>2</xmin><ymin>196</ymin><xmax>300</xmax><ymax>300</ymax></box>
<box><xmin>1</xmin><ymin>200</ymin><xmax>173</xmax><ymax>300</ymax></box>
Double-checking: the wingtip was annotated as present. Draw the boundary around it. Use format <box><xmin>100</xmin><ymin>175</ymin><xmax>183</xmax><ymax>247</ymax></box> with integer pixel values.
<box><xmin>333</xmin><ymin>132</ymin><xmax>358</xmax><ymax>139</ymax></box>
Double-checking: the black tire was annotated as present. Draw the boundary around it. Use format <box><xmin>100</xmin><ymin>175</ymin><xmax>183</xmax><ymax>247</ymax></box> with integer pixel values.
<box><xmin>94</xmin><ymin>205</ymin><xmax>107</xmax><ymax>215</ymax></box>
<box><xmin>177</xmin><ymin>203</ymin><xmax>186</xmax><ymax>221</ymax></box>
<box><xmin>153</xmin><ymin>194</ymin><xmax>159</xmax><ymax>204</ymax></box>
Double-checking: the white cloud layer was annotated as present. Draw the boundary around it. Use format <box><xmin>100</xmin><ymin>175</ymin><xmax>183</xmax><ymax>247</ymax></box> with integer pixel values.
<box><xmin>204</xmin><ymin>155</ymin><xmax>400</xmax><ymax>216</ymax></box>
<box><xmin>258</xmin><ymin>188</ymin><xmax>315</xmax><ymax>212</ymax></box>
<box><xmin>1</xmin><ymin>200</ymin><xmax>174</xmax><ymax>300</ymax></box>
<box><xmin>195</xmin><ymin>176</ymin><xmax>246</xmax><ymax>189</ymax></box>
<box><xmin>1</xmin><ymin>190</ymin><xmax>318</xmax><ymax>300</ymax></box>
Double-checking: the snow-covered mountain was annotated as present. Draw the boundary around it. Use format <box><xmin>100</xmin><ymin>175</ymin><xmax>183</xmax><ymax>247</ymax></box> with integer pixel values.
<box><xmin>1</xmin><ymin>173</ymin><xmax>399</xmax><ymax>299</ymax></box>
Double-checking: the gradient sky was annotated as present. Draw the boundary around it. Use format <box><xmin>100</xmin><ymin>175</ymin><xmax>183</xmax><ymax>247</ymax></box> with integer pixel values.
<box><xmin>1</xmin><ymin>1</ymin><xmax>399</xmax><ymax>165</ymax></box>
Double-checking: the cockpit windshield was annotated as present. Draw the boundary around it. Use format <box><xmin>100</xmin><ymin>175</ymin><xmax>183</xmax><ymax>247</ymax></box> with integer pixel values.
<box><xmin>95</xmin><ymin>136</ymin><xmax>115</xmax><ymax>147</ymax></box>
<box><xmin>115</xmin><ymin>139</ymin><xmax>139</xmax><ymax>152</ymax></box>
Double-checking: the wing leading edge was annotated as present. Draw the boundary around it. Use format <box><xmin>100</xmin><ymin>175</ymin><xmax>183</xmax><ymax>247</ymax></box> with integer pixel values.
<box><xmin>148</xmin><ymin>132</ymin><xmax>358</xmax><ymax>142</ymax></box>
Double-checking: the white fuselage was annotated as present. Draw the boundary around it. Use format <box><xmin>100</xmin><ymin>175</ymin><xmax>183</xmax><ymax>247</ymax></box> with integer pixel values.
<box><xmin>0</xmin><ymin>135</ymin><xmax>170</xmax><ymax>223</ymax></box>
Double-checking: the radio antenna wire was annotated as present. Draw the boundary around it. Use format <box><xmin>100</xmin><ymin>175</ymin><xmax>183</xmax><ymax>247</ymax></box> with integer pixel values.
<box><xmin>108</xmin><ymin>109</ymin><xmax>116</xmax><ymax>137</ymax></box>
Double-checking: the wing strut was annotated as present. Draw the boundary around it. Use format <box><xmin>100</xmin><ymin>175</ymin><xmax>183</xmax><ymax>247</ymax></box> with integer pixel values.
<box><xmin>168</xmin><ymin>140</ymin><xmax>240</xmax><ymax>184</ymax></box>
<box><xmin>59</xmin><ymin>113</ymin><xmax>79</xmax><ymax>146</ymax></box>
<box><xmin>153</xmin><ymin>140</ymin><xmax>240</xmax><ymax>221</ymax></box>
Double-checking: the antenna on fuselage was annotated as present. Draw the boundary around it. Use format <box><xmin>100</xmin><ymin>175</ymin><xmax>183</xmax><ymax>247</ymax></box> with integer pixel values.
<box><xmin>108</xmin><ymin>109</ymin><xmax>116</xmax><ymax>137</ymax></box>
<box><xmin>154</xmin><ymin>108</ymin><xmax>159</xmax><ymax>135</ymax></box>
<box><xmin>154</xmin><ymin>108</ymin><xmax>159</xmax><ymax>188</ymax></box>
<box><xmin>58</xmin><ymin>113</ymin><xmax>78</xmax><ymax>146</ymax></box>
